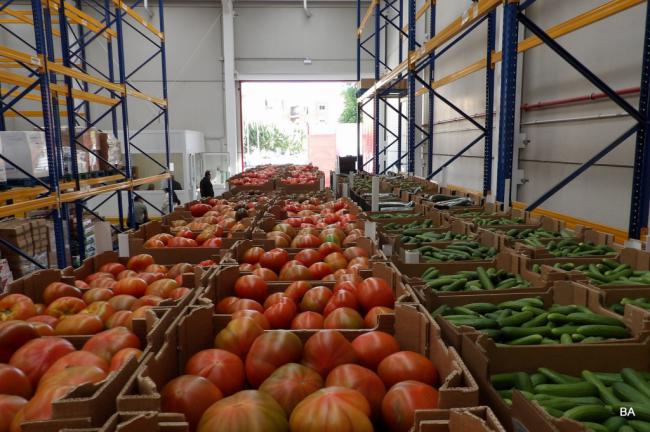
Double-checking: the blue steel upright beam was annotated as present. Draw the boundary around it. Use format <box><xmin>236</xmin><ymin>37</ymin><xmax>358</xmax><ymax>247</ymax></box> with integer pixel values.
<box><xmin>406</xmin><ymin>0</ymin><xmax>416</xmax><ymax>174</ymax></box>
<box><xmin>31</xmin><ymin>0</ymin><xmax>67</xmax><ymax>268</ymax></box>
<box><xmin>496</xmin><ymin>0</ymin><xmax>519</xmax><ymax>203</ymax></box>
<box><xmin>58</xmin><ymin>2</ymin><xmax>87</xmax><ymax>261</ymax></box>
<box><xmin>629</xmin><ymin>1</ymin><xmax>650</xmax><ymax>239</ymax></box>
<box><xmin>483</xmin><ymin>10</ymin><xmax>496</xmax><ymax>196</ymax></box>
<box><xmin>159</xmin><ymin>0</ymin><xmax>173</xmax><ymax>212</ymax></box>
<box><xmin>356</xmin><ymin>0</ymin><xmax>361</xmax><ymax>171</ymax></box>
<box><xmin>75</xmin><ymin>0</ymin><xmax>91</xmax><ymax>126</ymax></box>
<box><xmin>373</xmin><ymin>0</ymin><xmax>381</xmax><ymax>174</ymax></box>
<box><xmin>104</xmin><ymin>0</ymin><xmax>125</xmax><ymax>230</ymax></box>
<box><xmin>115</xmin><ymin>1</ymin><xmax>136</xmax><ymax>228</ymax></box>
<box><xmin>426</xmin><ymin>1</ymin><xmax>435</xmax><ymax>177</ymax></box>
<box><xmin>396</xmin><ymin>0</ymin><xmax>403</xmax><ymax>172</ymax></box>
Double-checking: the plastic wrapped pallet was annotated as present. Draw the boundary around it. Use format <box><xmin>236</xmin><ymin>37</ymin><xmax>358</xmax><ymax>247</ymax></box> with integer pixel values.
<box><xmin>0</xmin><ymin>131</ymin><xmax>49</xmax><ymax>181</ymax></box>
<box><xmin>61</xmin><ymin>127</ymin><xmax>95</xmax><ymax>175</ymax></box>
<box><xmin>98</xmin><ymin>132</ymin><xmax>123</xmax><ymax>171</ymax></box>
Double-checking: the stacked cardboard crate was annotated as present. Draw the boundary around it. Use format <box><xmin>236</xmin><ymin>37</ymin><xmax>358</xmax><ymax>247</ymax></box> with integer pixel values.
<box><xmin>0</xmin><ymin>218</ymin><xmax>50</xmax><ymax>278</ymax></box>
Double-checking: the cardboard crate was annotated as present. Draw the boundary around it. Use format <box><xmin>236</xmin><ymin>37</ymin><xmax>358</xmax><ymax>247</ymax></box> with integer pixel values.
<box><xmin>516</xmin><ymin>247</ymin><xmax>649</xmax><ymax>287</ymax></box>
<box><xmin>162</xmin><ymin>210</ymin><xmax>254</xmax><ymax>240</ymax></box>
<box><xmin>476</xmin><ymin>216</ymin><xmax>566</xmax><ymax>251</ymax></box>
<box><xmin>59</xmin><ymin>412</ymin><xmax>188</xmax><ymax>432</ymax></box>
<box><xmin>60</xmin><ymin>251</ymin><xmax>206</xmax><ymax>303</ymax></box>
<box><xmin>227</xmin><ymin>178</ymin><xmax>275</xmax><ymax>194</ymax></box>
<box><xmin>502</xmin><ymin>229</ymin><xmax>619</xmax><ymax>260</ymax></box>
<box><xmin>390</xmin><ymin>219</ymin><xmax>476</xmax><ymax>252</ymax></box>
<box><xmin>16</xmin><ymin>306</ymin><xmax>178</xmax><ymax>431</ymax></box>
<box><xmin>406</xmin><ymin>253</ymin><xmax>553</xmax><ymax>310</ymax></box>
<box><xmin>361</xmin><ymin>204</ymin><xmax>428</xmax><ymax>223</ymax></box>
<box><xmin>414</xmin><ymin>406</ymin><xmax>506</xmax><ymax>432</ymax></box>
<box><xmin>251</xmin><ymin>217</ymin><xmax>364</xmax><ymax>243</ymax></box>
<box><xmin>116</xmin><ymin>302</ymin><xmax>479</xmax><ymax>419</ymax></box>
<box><xmin>128</xmin><ymin>221</ymin><xmax>255</xmax><ymax>264</ymax></box>
<box><xmin>392</xmin><ymin>229</ymin><xmax>500</xmax><ymax>266</ymax></box>
<box><xmin>220</xmin><ymin>237</ymin><xmax>386</xmax><ymax>265</ymax></box>
<box><xmin>428</xmin><ymin>281</ymin><xmax>650</xmax><ymax>355</ymax></box>
<box><xmin>201</xmin><ymin>261</ymin><xmax>409</xmax><ymax>318</ymax></box>
<box><xmin>461</xmin><ymin>329</ymin><xmax>650</xmax><ymax>431</ymax></box>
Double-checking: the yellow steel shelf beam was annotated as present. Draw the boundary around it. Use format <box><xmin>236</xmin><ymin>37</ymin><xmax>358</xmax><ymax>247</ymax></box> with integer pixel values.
<box><xmin>0</xmin><ymin>197</ymin><xmax>58</xmax><ymax>218</ymax></box>
<box><xmin>358</xmin><ymin>0</ymin><xmax>500</xmax><ymax>103</ymax></box>
<box><xmin>357</xmin><ymin>0</ymin><xmax>378</xmax><ymax>36</ymax></box>
<box><xmin>60</xmin><ymin>181</ymin><xmax>131</xmax><ymax>202</ymax></box>
<box><xmin>132</xmin><ymin>173</ymin><xmax>170</xmax><ymax>188</ymax></box>
<box><xmin>2</xmin><ymin>8</ymin><xmax>61</xmax><ymax>37</ymax></box>
<box><xmin>113</xmin><ymin>0</ymin><xmax>164</xmax><ymax>40</ymax></box>
<box><xmin>47</xmin><ymin>0</ymin><xmax>117</xmax><ymax>40</ymax></box>
<box><xmin>420</xmin><ymin>0</ymin><xmax>643</xmax><ymax>95</ymax></box>
<box><xmin>401</xmin><ymin>0</ymin><xmax>434</xmax><ymax>35</ymax></box>
<box><xmin>4</xmin><ymin>110</ymin><xmax>73</xmax><ymax>117</ymax></box>
<box><xmin>0</xmin><ymin>175</ymin><xmax>127</xmax><ymax>203</ymax></box>
<box><xmin>125</xmin><ymin>87</ymin><xmax>167</xmax><ymax>107</ymax></box>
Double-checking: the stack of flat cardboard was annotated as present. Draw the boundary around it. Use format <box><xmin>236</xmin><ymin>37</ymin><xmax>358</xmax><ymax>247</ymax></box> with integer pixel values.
<box><xmin>0</xmin><ymin>218</ymin><xmax>50</xmax><ymax>278</ymax></box>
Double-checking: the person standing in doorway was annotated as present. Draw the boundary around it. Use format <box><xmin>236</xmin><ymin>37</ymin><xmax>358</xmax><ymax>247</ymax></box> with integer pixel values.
<box><xmin>200</xmin><ymin>170</ymin><xmax>214</xmax><ymax>198</ymax></box>
<box><xmin>133</xmin><ymin>196</ymin><xmax>149</xmax><ymax>228</ymax></box>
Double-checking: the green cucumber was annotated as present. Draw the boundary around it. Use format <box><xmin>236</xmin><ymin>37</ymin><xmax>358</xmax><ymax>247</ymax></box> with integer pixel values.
<box><xmin>577</xmin><ymin>325</ymin><xmax>630</xmax><ymax>339</ymax></box>
<box><xmin>534</xmin><ymin>381</ymin><xmax>598</xmax><ymax>397</ymax></box>
<box><xmin>530</xmin><ymin>372</ymin><xmax>548</xmax><ymax>386</ymax></box>
<box><xmin>491</xmin><ymin>372</ymin><xmax>517</xmax><ymax>390</ymax></box>
<box><xmin>463</xmin><ymin>302</ymin><xmax>499</xmax><ymax>314</ymax></box>
<box><xmin>613</xmin><ymin>382</ymin><xmax>650</xmax><ymax>404</ymax></box>
<box><xmin>498</xmin><ymin>310</ymin><xmax>534</xmax><ymax>327</ymax></box>
<box><xmin>562</xmin><ymin>405</ymin><xmax>614</xmax><ymax>422</ymax></box>
<box><xmin>501</xmin><ymin>326</ymin><xmax>552</xmax><ymax>340</ymax></box>
<box><xmin>628</xmin><ymin>420</ymin><xmax>650</xmax><ymax>432</ymax></box>
<box><xmin>538</xmin><ymin>368</ymin><xmax>581</xmax><ymax>384</ymax></box>
<box><xmin>506</xmin><ymin>334</ymin><xmax>544</xmax><ymax>345</ymax></box>
<box><xmin>622</xmin><ymin>369</ymin><xmax>650</xmax><ymax>399</ymax></box>
<box><xmin>582</xmin><ymin>371</ymin><xmax>621</xmax><ymax>405</ymax></box>
<box><xmin>560</xmin><ymin>333</ymin><xmax>573</xmax><ymax>344</ymax></box>
<box><xmin>580</xmin><ymin>422</ymin><xmax>609</xmax><ymax>432</ymax></box>
<box><xmin>514</xmin><ymin>372</ymin><xmax>535</xmax><ymax>393</ymax></box>
<box><xmin>603</xmin><ymin>416</ymin><xmax>628</xmax><ymax>432</ymax></box>
<box><xmin>567</xmin><ymin>312</ymin><xmax>626</xmax><ymax>327</ymax></box>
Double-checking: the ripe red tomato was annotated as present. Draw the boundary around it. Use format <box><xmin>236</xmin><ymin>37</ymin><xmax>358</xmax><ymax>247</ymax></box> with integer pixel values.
<box><xmin>10</xmin><ymin>337</ymin><xmax>75</xmax><ymax>387</ymax></box>
<box><xmin>109</xmin><ymin>348</ymin><xmax>143</xmax><ymax>372</ymax></box>
<box><xmin>214</xmin><ymin>317</ymin><xmax>264</xmax><ymax>358</ymax></box>
<box><xmin>333</xmin><ymin>280</ymin><xmax>359</xmax><ymax>296</ymax></box>
<box><xmin>234</xmin><ymin>275</ymin><xmax>268</xmax><ymax>303</ymax></box>
<box><xmin>0</xmin><ymin>395</ymin><xmax>27</xmax><ymax>432</ymax></box>
<box><xmin>44</xmin><ymin>351</ymin><xmax>109</xmax><ymax>379</ymax></box>
<box><xmin>108</xmin><ymin>294</ymin><xmax>138</xmax><ymax>311</ymax></box>
<box><xmin>196</xmin><ymin>390</ymin><xmax>288</xmax><ymax>432</ymax></box>
<box><xmin>263</xmin><ymin>293</ymin><xmax>286</xmax><ymax>310</ymax></box>
<box><xmin>318</xmin><ymin>242</ymin><xmax>342</xmax><ymax>259</ymax></box>
<box><xmin>82</xmin><ymin>288</ymin><xmax>113</xmax><ymax>304</ymax></box>
<box><xmin>55</xmin><ymin>314</ymin><xmax>104</xmax><ymax>335</ymax></box>
<box><xmin>323</xmin><ymin>290</ymin><xmax>358</xmax><ymax>317</ymax></box>
<box><xmin>290</xmin><ymin>234</ymin><xmax>322</xmax><ymax>249</ymax></box>
<box><xmin>231</xmin><ymin>299</ymin><xmax>264</xmax><ymax>313</ymax></box>
<box><xmin>294</xmin><ymin>249</ymin><xmax>321</xmax><ymax>267</ymax></box>
<box><xmin>245</xmin><ymin>331</ymin><xmax>303</xmax><ymax>388</ymax></box>
<box><xmin>351</xmin><ymin>331</ymin><xmax>400</xmax><ymax>370</ymax></box>
<box><xmin>0</xmin><ymin>321</ymin><xmax>39</xmax><ymax>363</ymax></box>
<box><xmin>44</xmin><ymin>297</ymin><xmax>87</xmax><ymax>318</ymax></box>
<box><xmin>232</xmin><ymin>309</ymin><xmax>270</xmax><ymax>330</ymax></box>
<box><xmin>190</xmin><ymin>203</ymin><xmax>212</xmax><ymax>217</ymax></box>
<box><xmin>382</xmin><ymin>381</ymin><xmax>439</xmax><ymax>432</ymax></box>
<box><xmin>290</xmin><ymin>387</ymin><xmax>372</xmax><ymax>432</ymax></box>
<box><xmin>74</xmin><ymin>280</ymin><xmax>90</xmax><ymax>290</ymax></box>
<box><xmin>169</xmin><ymin>287</ymin><xmax>192</xmax><ymax>300</ymax></box>
<box><xmin>326</xmin><ymin>364</ymin><xmax>386</xmax><ymax>417</ymax></box>
<box><xmin>343</xmin><ymin>246</ymin><xmax>369</xmax><ymax>260</ymax></box>
<box><xmin>279</xmin><ymin>264</ymin><xmax>312</xmax><ymax>281</ymax></box>
<box><xmin>144</xmin><ymin>239</ymin><xmax>165</xmax><ymax>248</ymax></box>
<box><xmin>259</xmin><ymin>249</ymin><xmax>289</xmax><ymax>272</ymax></box>
<box><xmin>202</xmin><ymin>238</ymin><xmax>223</xmax><ymax>248</ymax></box>
<box><xmin>364</xmin><ymin>306</ymin><xmax>394</xmax><ymax>328</ymax></box>
<box><xmin>324</xmin><ymin>307</ymin><xmax>364</xmax><ymax>330</ymax></box>
<box><xmin>324</xmin><ymin>252</ymin><xmax>348</xmax><ymax>271</ymax></box>
<box><xmin>291</xmin><ymin>311</ymin><xmax>324</xmax><ymax>330</ymax></box>
<box><xmin>85</xmin><ymin>272</ymin><xmax>114</xmax><ymax>283</ymax></box>
<box><xmin>186</xmin><ymin>349</ymin><xmax>245</xmax><ymax>396</ymax></box>
<box><xmin>302</xmin><ymin>330</ymin><xmax>357</xmax><ymax>377</ymax></box>
<box><xmin>259</xmin><ymin>363</ymin><xmax>323</xmax><ymax>415</ymax></box>
<box><xmin>144</xmin><ymin>264</ymin><xmax>168</xmax><ymax>274</ymax></box>
<box><xmin>264</xmin><ymin>298</ymin><xmax>298</xmax><ymax>329</ymax></box>
<box><xmin>162</xmin><ymin>375</ymin><xmax>223</xmax><ymax>431</ymax></box>
<box><xmin>43</xmin><ymin>282</ymin><xmax>82</xmax><ymax>306</ymax></box>
<box><xmin>378</xmin><ymin>351</ymin><xmax>438</xmax><ymax>388</ymax></box>
<box><xmin>89</xmin><ymin>277</ymin><xmax>116</xmax><ymax>289</ymax></box>
<box><xmin>216</xmin><ymin>296</ymin><xmax>239</xmax><ymax>314</ymax></box>
<box><xmin>117</xmin><ymin>269</ymin><xmax>138</xmax><ymax>280</ymax></box>
<box><xmin>300</xmin><ymin>286</ymin><xmax>332</xmax><ymax>314</ymax></box>
<box><xmin>113</xmin><ymin>277</ymin><xmax>148</xmax><ymax>297</ymax></box>
<box><xmin>348</xmin><ymin>257</ymin><xmax>370</xmax><ymax>271</ymax></box>
<box><xmin>127</xmin><ymin>254</ymin><xmax>154</xmax><ymax>272</ymax></box>
<box><xmin>0</xmin><ymin>294</ymin><xmax>36</xmax><ymax>322</ymax></box>
<box><xmin>168</xmin><ymin>237</ymin><xmax>198</xmax><ymax>247</ymax></box>
<box><xmin>308</xmin><ymin>262</ymin><xmax>333</xmax><ymax>280</ymax></box>
<box><xmin>0</xmin><ymin>364</ymin><xmax>32</xmax><ymax>399</ymax></box>
<box><xmin>82</xmin><ymin>327</ymin><xmax>141</xmax><ymax>363</ymax></box>
<box><xmin>242</xmin><ymin>247</ymin><xmax>265</xmax><ymax>264</ymax></box>
<box><xmin>166</xmin><ymin>263</ymin><xmax>193</xmax><ymax>279</ymax></box>
<box><xmin>98</xmin><ymin>262</ymin><xmax>126</xmax><ymax>277</ymax></box>
<box><xmin>146</xmin><ymin>279</ymin><xmax>179</xmax><ymax>298</ymax></box>
<box><xmin>357</xmin><ymin>277</ymin><xmax>395</xmax><ymax>312</ymax></box>
<box><xmin>106</xmin><ymin>310</ymin><xmax>132</xmax><ymax>329</ymax></box>
<box><xmin>131</xmin><ymin>295</ymin><xmax>163</xmax><ymax>310</ymax></box>
<box><xmin>284</xmin><ymin>281</ymin><xmax>311</xmax><ymax>302</ymax></box>
<box><xmin>253</xmin><ymin>267</ymin><xmax>278</xmax><ymax>282</ymax></box>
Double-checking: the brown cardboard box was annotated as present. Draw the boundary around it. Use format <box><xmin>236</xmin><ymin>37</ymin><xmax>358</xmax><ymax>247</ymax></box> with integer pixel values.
<box><xmin>427</xmin><ymin>281</ymin><xmax>649</xmax><ymax>354</ymax></box>
<box><xmin>414</xmin><ymin>406</ymin><xmax>506</xmax><ymax>432</ymax></box>
<box><xmin>201</xmin><ymin>261</ymin><xmax>408</xmax><ymax>314</ymax></box>
<box><xmin>461</xmin><ymin>328</ymin><xmax>650</xmax><ymax>431</ymax></box>
<box><xmin>406</xmin><ymin>253</ymin><xmax>553</xmax><ymax>310</ymax></box>
<box><xmin>116</xmin><ymin>303</ymin><xmax>479</xmax><ymax>416</ymax></box>
<box><xmin>58</xmin><ymin>412</ymin><xmax>188</xmax><ymax>432</ymax></box>
<box><xmin>16</xmin><ymin>306</ymin><xmax>178</xmax><ymax>431</ymax></box>
<box><xmin>128</xmin><ymin>221</ymin><xmax>252</xmax><ymax>264</ymax></box>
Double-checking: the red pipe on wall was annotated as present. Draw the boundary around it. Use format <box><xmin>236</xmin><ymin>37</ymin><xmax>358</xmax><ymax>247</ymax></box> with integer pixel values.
<box><xmin>521</xmin><ymin>87</ymin><xmax>640</xmax><ymax>112</ymax></box>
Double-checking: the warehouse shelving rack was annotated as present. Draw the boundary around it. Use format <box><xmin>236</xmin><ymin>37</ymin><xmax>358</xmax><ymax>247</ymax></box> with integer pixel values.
<box><xmin>356</xmin><ymin>0</ymin><xmax>650</xmax><ymax>241</ymax></box>
<box><xmin>0</xmin><ymin>0</ymin><xmax>172</xmax><ymax>269</ymax></box>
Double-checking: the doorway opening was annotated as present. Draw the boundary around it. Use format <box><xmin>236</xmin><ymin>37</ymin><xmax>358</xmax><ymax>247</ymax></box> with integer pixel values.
<box><xmin>240</xmin><ymin>81</ymin><xmax>357</xmax><ymax>186</ymax></box>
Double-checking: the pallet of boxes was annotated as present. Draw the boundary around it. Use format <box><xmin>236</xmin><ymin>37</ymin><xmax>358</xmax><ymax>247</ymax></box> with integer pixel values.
<box><xmin>0</xmin><ymin>218</ymin><xmax>50</xmax><ymax>279</ymax></box>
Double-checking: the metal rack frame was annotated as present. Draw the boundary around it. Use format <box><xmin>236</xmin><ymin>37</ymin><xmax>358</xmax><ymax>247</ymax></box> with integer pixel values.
<box><xmin>0</xmin><ymin>0</ymin><xmax>171</xmax><ymax>268</ymax></box>
<box><xmin>356</xmin><ymin>0</ymin><xmax>650</xmax><ymax>240</ymax></box>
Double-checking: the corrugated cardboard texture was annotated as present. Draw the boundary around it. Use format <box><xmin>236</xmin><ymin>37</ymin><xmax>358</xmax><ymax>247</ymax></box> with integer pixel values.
<box><xmin>406</xmin><ymin>253</ymin><xmax>552</xmax><ymax>310</ymax></box>
<box><xmin>414</xmin><ymin>407</ymin><xmax>506</xmax><ymax>432</ymax></box>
